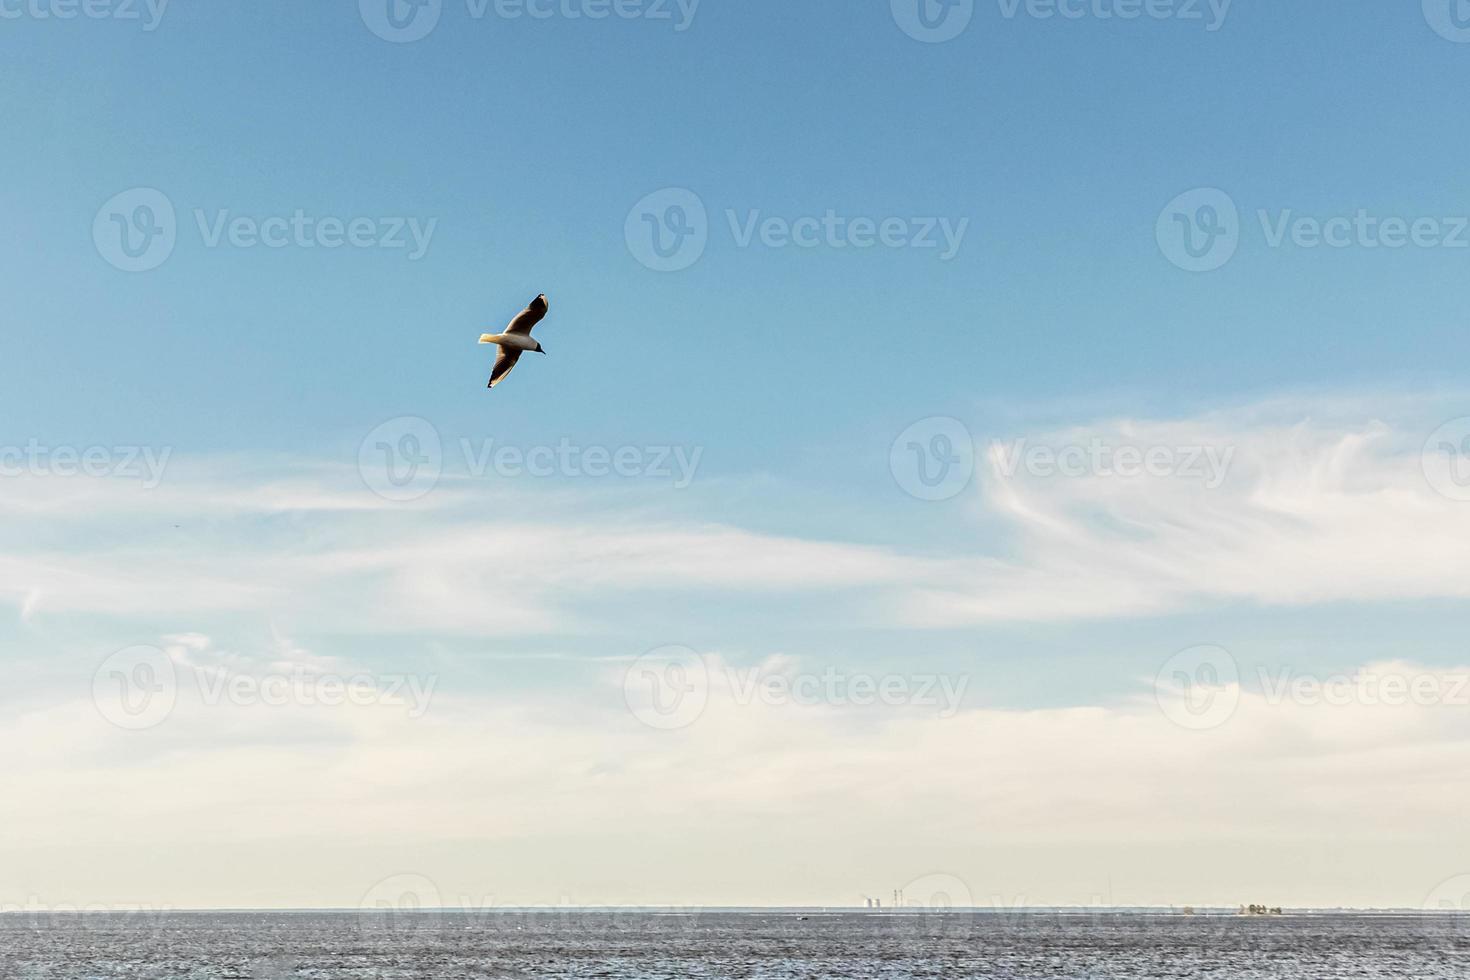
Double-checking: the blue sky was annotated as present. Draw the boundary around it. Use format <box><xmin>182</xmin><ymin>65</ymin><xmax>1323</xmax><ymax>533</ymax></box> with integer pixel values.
<box><xmin>8</xmin><ymin>1</ymin><xmax>1470</xmax><ymax>453</ymax></box>
<box><xmin>5</xmin><ymin>1</ymin><xmax>1470</xmax><ymax>910</ymax></box>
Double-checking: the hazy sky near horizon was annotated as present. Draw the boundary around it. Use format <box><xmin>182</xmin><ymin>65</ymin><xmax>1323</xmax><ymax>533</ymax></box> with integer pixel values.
<box><xmin>5</xmin><ymin>2</ymin><xmax>1470</xmax><ymax>911</ymax></box>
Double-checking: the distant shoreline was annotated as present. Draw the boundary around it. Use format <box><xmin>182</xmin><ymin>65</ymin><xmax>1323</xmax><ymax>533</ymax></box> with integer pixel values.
<box><xmin>4</xmin><ymin>906</ymin><xmax>1465</xmax><ymax>916</ymax></box>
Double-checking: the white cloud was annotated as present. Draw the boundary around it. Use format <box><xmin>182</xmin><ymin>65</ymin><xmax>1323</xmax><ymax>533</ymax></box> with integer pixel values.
<box><xmin>911</xmin><ymin>401</ymin><xmax>1470</xmax><ymax>623</ymax></box>
<box><xmin>3</xmin><ymin>396</ymin><xmax>1470</xmax><ymax>632</ymax></box>
<box><xmin>2</xmin><ymin>652</ymin><xmax>1468</xmax><ymax>907</ymax></box>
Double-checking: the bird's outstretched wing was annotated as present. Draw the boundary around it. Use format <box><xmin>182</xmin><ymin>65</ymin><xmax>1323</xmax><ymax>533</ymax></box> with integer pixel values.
<box><xmin>488</xmin><ymin>347</ymin><xmax>523</xmax><ymax>389</ymax></box>
<box><xmin>505</xmin><ymin>294</ymin><xmax>549</xmax><ymax>336</ymax></box>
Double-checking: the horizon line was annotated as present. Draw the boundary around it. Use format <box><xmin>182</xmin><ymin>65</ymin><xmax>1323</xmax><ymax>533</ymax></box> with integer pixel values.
<box><xmin>4</xmin><ymin>905</ymin><xmax>1463</xmax><ymax>915</ymax></box>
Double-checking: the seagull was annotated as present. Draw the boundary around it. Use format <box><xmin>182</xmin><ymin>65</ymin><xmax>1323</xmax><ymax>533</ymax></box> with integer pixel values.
<box><xmin>478</xmin><ymin>294</ymin><xmax>550</xmax><ymax>389</ymax></box>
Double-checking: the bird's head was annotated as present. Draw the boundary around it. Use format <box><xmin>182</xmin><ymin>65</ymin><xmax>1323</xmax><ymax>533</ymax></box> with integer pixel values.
<box><xmin>535</xmin><ymin>342</ymin><xmax>547</xmax><ymax>355</ymax></box>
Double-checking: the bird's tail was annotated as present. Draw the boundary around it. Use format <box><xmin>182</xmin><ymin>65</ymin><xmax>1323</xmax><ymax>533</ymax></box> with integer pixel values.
<box><xmin>479</xmin><ymin>334</ymin><xmax>499</xmax><ymax>345</ymax></box>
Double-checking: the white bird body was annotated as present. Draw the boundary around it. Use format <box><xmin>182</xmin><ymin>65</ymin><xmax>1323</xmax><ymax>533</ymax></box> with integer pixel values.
<box><xmin>478</xmin><ymin>294</ymin><xmax>550</xmax><ymax>389</ymax></box>
<box><xmin>479</xmin><ymin>332</ymin><xmax>539</xmax><ymax>352</ymax></box>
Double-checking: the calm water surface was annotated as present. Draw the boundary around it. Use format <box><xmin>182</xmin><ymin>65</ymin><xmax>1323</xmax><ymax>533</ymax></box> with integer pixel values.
<box><xmin>2</xmin><ymin>910</ymin><xmax>1466</xmax><ymax>979</ymax></box>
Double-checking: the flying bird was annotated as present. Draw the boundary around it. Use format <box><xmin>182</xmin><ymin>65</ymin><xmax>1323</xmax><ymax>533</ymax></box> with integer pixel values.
<box><xmin>479</xmin><ymin>293</ymin><xmax>550</xmax><ymax>389</ymax></box>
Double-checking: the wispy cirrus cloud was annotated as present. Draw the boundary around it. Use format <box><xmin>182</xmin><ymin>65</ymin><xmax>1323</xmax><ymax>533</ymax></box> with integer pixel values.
<box><xmin>2</xmin><ymin>393</ymin><xmax>1468</xmax><ymax>635</ymax></box>
<box><xmin>909</xmin><ymin>399</ymin><xmax>1470</xmax><ymax>623</ymax></box>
